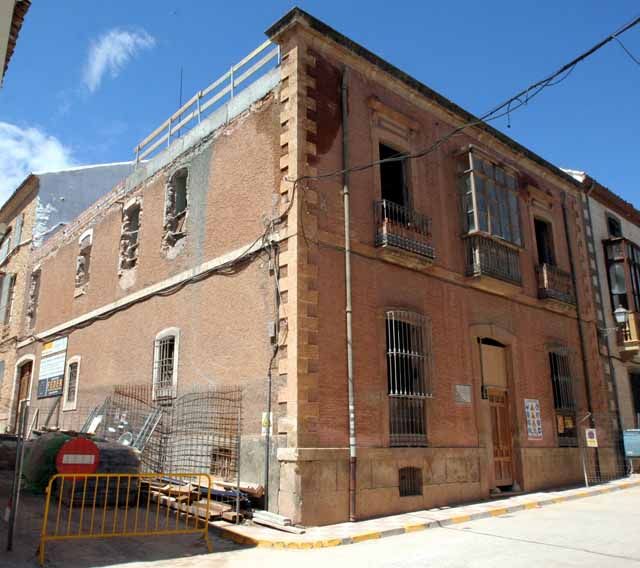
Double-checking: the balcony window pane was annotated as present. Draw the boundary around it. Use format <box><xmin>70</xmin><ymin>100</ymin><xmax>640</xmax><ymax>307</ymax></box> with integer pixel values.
<box><xmin>476</xmin><ymin>177</ymin><xmax>488</xmax><ymax>232</ymax></box>
<box><xmin>508</xmin><ymin>192</ymin><xmax>521</xmax><ymax>246</ymax></box>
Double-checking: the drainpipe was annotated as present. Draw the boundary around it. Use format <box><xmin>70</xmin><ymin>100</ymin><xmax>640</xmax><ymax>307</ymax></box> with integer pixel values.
<box><xmin>561</xmin><ymin>191</ymin><xmax>600</xmax><ymax>480</ymax></box>
<box><xmin>341</xmin><ymin>68</ymin><xmax>357</xmax><ymax>522</ymax></box>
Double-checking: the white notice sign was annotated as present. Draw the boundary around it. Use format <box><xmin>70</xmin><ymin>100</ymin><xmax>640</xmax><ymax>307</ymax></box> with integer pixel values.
<box><xmin>524</xmin><ymin>398</ymin><xmax>543</xmax><ymax>439</ymax></box>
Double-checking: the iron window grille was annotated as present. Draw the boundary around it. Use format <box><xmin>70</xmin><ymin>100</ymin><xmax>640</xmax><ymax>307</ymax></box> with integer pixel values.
<box><xmin>386</xmin><ymin>310</ymin><xmax>432</xmax><ymax>447</ymax></box>
<box><xmin>457</xmin><ymin>149</ymin><xmax>522</xmax><ymax>246</ymax></box>
<box><xmin>549</xmin><ymin>349</ymin><xmax>577</xmax><ymax>447</ymax></box>
<box><xmin>153</xmin><ymin>332</ymin><xmax>179</xmax><ymax>401</ymax></box>
<box><xmin>399</xmin><ymin>466</ymin><xmax>423</xmax><ymax>497</ymax></box>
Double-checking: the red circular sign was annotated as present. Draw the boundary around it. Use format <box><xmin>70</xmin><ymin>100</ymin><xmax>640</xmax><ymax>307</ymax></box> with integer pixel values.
<box><xmin>56</xmin><ymin>437</ymin><xmax>100</xmax><ymax>474</ymax></box>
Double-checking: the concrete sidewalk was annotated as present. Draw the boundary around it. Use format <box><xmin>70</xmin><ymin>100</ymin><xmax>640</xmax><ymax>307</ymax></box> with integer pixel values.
<box><xmin>212</xmin><ymin>475</ymin><xmax>640</xmax><ymax>549</ymax></box>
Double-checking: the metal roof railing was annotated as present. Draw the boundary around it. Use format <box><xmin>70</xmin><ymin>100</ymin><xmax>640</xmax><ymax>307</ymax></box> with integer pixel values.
<box><xmin>134</xmin><ymin>40</ymin><xmax>280</xmax><ymax>162</ymax></box>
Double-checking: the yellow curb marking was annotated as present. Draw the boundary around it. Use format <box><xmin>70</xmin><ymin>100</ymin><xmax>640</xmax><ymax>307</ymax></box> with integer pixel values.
<box><xmin>450</xmin><ymin>515</ymin><xmax>472</xmax><ymax>524</ymax></box>
<box><xmin>489</xmin><ymin>508</ymin><xmax>508</xmax><ymax>517</ymax></box>
<box><xmin>523</xmin><ymin>502</ymin><xmax>539</xmax><ymax>509</ymax></box>
<box><xmin>321</xmin><ymin>538</ymin><xmax>342</xmax><ymax>547</ymax></box>
<box><xmin>352</xmin><ymin>532</ymin><xmax>381</xmax><ymax>543</ymax></box>
<box><xmin>256</xmin><ymin>541</ymin><xmax>273</xmax><ymax>548</ymax></box>
<box><xmin>552</xmin><ymin>497</ymin><xmax>566</xmax><ymax>504</ymax></box>
<box><xmin>404</xmin><ymin>523</ymin><xmax>427</xmax><ymax>532</ymax></box>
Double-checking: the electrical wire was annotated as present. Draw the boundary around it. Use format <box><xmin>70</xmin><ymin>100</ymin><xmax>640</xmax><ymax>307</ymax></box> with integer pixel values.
<box><xmin>614</xmin><ymin>36</ymin><xmax>640</xmax><ymax>66</ymax></box>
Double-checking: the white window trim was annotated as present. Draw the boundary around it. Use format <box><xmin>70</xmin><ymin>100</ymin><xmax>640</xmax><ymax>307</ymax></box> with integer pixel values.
<box><xmin>152</xmin><ymin>327</ymin><xmax>180</xmax><ymax>400</ymax></box>
<box><xmin>62</xmin><ymin>356</ymin><xmax>81</xmax><ymax>411</ymax></box>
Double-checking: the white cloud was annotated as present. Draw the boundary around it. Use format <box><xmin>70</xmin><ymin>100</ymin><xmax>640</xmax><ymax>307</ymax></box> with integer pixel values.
<box><xmin>83</xmin><ymin>28</ymin><xmax>156</xmax><ymax>93</ymax></box>
<box><xmin>0</xmin><ymin>122</ymin><xmax>75</xmax><ymax>204</ymax></box>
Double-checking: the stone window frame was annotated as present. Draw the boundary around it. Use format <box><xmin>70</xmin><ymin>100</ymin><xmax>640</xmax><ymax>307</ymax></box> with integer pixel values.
<box><xmin>62</xmin><ymin>355</ymin><xmax>81</xmax><ymax>412</ymax></box>
<box><xmin>163</xmin><ymin>168</ymin><xmax>189</xmax><ymax>248</ymax></box>
<box><xmin>369</xmin><ymin>99</ymin><xmax>420</xmax><ymax>213</ymax></box>
<box><xmin>152</xmin><ymin>327</ymin><xmax>181</xmax><ymax>401</ymax></box>
<box><xmin>75</xmin><ymin>229</ymin><xmax>94</xmax><ymax>289</ymax></box>
<box><xmin>119</xmin><ymin>198</ymin><xmax>142</xmax><ymax>272</ymax></box>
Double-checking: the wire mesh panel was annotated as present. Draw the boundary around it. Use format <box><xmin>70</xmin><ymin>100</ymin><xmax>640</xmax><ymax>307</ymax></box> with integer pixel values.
<box><xmin>385</xmin><ymin>310</ymin><xmax>432</xmax><ymax>446</ymax></box>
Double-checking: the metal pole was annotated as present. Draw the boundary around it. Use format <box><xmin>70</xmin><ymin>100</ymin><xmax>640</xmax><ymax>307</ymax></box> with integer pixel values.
<box><xmin>6</xmin><ymin>400</ymin><xmax>29</xmax><ymax>552</ymax></box>
<box><xmin>235</xmin><ymin>403</ymin><xmax>241</xmax><ymax>524</ymax></box>
<box><xmin>341</xmin><ymin>68</ymin><xmax>357</xmax><ymax>522</ymax></box>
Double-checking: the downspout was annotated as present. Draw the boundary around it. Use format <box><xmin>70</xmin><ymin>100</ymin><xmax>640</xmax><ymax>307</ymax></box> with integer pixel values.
<box><xmin>341</xmin><ymin>68</ymin><xmax>357</xmax><ymax>522</ymax></box>
<box><xmin>561</xmin><ymin>191</ymin><xmax>600</xmax><ymax>479</ymax></box>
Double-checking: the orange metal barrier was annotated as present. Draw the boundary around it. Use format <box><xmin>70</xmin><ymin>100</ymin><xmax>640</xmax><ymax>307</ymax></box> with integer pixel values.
<box><xmin>39</xmin><ymin>473</ymin><xmax>213</xmax><ymax>566</ymax></box>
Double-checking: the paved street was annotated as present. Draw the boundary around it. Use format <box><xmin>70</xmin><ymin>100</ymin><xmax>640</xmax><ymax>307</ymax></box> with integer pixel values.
<box><xmin>111</xmin><ymin>485</ymin><xmax>640</xmax><ymax>568</ymax></box>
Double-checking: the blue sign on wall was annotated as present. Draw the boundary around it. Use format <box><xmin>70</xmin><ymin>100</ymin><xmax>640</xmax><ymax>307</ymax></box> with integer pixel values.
<box><xmin>623</xmin><ymin>430</ymin><xmax>640</xmax><ymax>458</ymax></box>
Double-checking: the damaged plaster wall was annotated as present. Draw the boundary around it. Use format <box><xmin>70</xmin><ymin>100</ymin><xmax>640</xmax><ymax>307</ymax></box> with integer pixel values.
<box><xmin>32</xmin><ymin>162</ymin><xmax>134</xmax><ymax>247</ymax></box>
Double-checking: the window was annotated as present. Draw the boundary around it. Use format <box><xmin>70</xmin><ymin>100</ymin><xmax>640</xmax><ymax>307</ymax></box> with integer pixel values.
<box><xmin>457</xmin><ymin>150</ymin><xmax>522</xmax><ymax>246</ymax></box>
<box><xmin>26</xmin><ymin>269</ymin><xmax>41</xmax><ymax>328</ymax></box>
<box><xmin>0</xmin><ymin>273</ymin><xmax>16</xmax><ymax>326</ymax></box>
<box><xmin>75</xmin><ymin>230</ymin><xmax>93</xmax><ymax>287</ymax></box>
<box><xmin>12</xmin><ymin>214</ymin><xmax>23</xmax><ymax>251</ymax></box>
<box><xmin>164</xmin><ymin>169</ymin><xmax>188</xmax><ymax>247</ymax></box>
<box><xmin>152</xmin><ymin>328</ymin><xmax>180</xmax><ymax>401</ymax></box>
<box><xmin>379</xmin><ymin>143</ymin><xmax>408</xmax><ymax>207</ymax></box>
<box><xmin>604</xmin><ymin>237</ymin><xmax>640</xmax><ymax>313</ymax></box>
<box><xmin>534</xmin><ymin>218</ymin><xmax>555</xmax><ymax>266</ymax></box>
<box><xmin>607</xmin><ymin>215</ymin><xmax>622</xmax><ymax>238</ymax></box>
<box><xmin>548</xmin><ymin>349</ymin><xmax>577</xmax><ymax>447</ymax></box>
<box><xmin>399</xmin><ymin>466</ymin><xmax>423</xmax><ymax>497</ymax></box>
<box><xmin>386</xmin><ymin>310</ymin><xmax>432</xmax><ymax>447</ymax></box>
<box><xmin>63</xmin><ymin>357</ymin><xmax>80</xmax><ymax>411</ymax></box>
<box><xmin>120</xmin><ymin>201</ymin><xmax>141</xmax><ymax>270</ymax></box>
<box><xmin>0</xmin><ymin>229</ymin><xmax>11</xmax><ymax>264</ymax></box>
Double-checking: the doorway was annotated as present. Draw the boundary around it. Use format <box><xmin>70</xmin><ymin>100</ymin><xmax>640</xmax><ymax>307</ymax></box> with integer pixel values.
<box><xmin>480</xmin><ymin>338</ymin><xmax>514</xmax><ymax>489</ymax></box>
<box><xmin>12</xmin><ymin>360</ymin><xmax>32</xmax><ymax>431</ymax></box>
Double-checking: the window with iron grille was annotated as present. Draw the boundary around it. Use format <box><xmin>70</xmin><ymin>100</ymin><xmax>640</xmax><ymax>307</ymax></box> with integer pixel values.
<box><xmin>399</xmin><ymin>466</ymin><xmax>423</xmax><ymax>497</ymax></box>
<box><xmin>63</xmin><ymin>358</ymin><xmax>80</xmax><ymax>411</ymax></box>
<box><xmin>549</xmin><ymin>350</ymin><xmax>577</xmax><ymax>447</ymax></box>
<box><xmin>153</xmin><ymin>329</ymin><xmax>180</xmax><ymax>401</ymax></box>
<box><xmin>386</xmin><ymin>310</ymin><xmax>432</xmax><ymax>447</ymax></box>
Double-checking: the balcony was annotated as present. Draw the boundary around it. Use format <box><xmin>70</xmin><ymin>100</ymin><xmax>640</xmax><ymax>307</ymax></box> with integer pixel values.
<box><xmin>465</xmin><ymin>234</ymin><xmax>522</xmax><ymax>286</ymax></box>
<box><xmin>618</xmin><ymin>311</ymin><xmax>640</xmax><ymax>361</ymax></box>
<box><xmin>374</xmin><ymin>200</ymin><xmax>435</xmax><ymax>261</ymax></box>
<box><xmin>537</xmin><ymin>263</ymin><xmax>575</xmax><ymax>305</ymax></box>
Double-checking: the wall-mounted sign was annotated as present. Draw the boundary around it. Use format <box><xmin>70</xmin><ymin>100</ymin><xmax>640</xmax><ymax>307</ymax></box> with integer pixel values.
<box><xmin>37</xmin><ymin>337</ymin><xmax>68</xmax><ymax>398</ymax></box>
<box><xmin>524</xmin><ymin>398</ymin><xmax>543</xmax><ymax>439</ymax></box>
<box><xmin>585</xmin><ymin>428</ymin><xmax>598</xmax><ymax>448</ymax></box>
<box><xmin>455</xmin><ymin>384</ymin><xmax>472</xmax><ymax>404</ymax></box>
<box><xmin>261</xmin><ymin>411</ymin><xmax>272</xmax><ymax>437</ymax></box>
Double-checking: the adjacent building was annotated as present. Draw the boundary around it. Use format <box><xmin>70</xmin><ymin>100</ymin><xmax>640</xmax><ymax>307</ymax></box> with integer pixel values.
<box><xmin>8</xmin><ymin>9</ymin><xmax>626</xmax><ymax>525</ymax></box>
<box><xmin>0</xmin><ymin>0</ymin><xmax>30</xmax><ymax>86</ymax></box>
<box><xmin>0</xmin><ymin>163</ymin><xmax>134</xmax><ymax>431</ymax></box>
<box><xmin>573</xmin><ymin>171</ymin><xmax>640</xmax><ymax>437</ymax></box>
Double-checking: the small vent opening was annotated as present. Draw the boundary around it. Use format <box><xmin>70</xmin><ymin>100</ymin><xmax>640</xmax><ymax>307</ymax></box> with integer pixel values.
<box><xmin>399</xmin><ymin>466</ymin><xmax>423</xmax><ymax>497</ymax></box>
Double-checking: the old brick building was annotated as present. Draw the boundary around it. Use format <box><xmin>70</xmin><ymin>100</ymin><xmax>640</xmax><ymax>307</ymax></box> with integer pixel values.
<box><xmin>12</xmin><ymin>9</ymin><xmax>621</xmax><ymax>525</ymax></box>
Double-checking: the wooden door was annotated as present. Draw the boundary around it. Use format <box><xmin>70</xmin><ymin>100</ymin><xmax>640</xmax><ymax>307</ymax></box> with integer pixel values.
<box><xmin>12</xmin><ymin>362</ymin><xmax>32</xmax><ymax>431</ymax></box>
<box><xmin>488</xmin><ymin>388</ymin><xmax>513</xmax><ymax>487</ymax></box>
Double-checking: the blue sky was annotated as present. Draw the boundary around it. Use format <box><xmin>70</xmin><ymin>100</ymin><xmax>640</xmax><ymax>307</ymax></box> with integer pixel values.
<box><xmin>1</xmin><ymin>1</ymin><xmax>638</xmax><ymax>205</ymax></box>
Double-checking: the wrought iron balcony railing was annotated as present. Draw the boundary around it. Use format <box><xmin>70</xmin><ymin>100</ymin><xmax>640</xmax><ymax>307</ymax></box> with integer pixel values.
<box><xmin>537</xmin><ymin>263</ymin><xmax>575</xmax><ymax>305</ymax></box>
<box><xmin>465</xmin><ymin>234</ymin><xmax>522</xmax><ymax>285</ymax></box>
<box><xmin>374</xmin><ymin>200</ymin><xmax>434</xmax><ymax>260</ymax></box>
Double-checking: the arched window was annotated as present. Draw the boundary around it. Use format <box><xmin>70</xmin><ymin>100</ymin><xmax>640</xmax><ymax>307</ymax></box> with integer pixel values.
<box><xmin>152</xmin><ymin>327</ymin><xmax>180</xmax><ymax>401</ymax></box>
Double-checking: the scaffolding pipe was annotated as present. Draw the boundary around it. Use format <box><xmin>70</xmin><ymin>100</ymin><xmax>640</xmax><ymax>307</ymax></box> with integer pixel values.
<box><xmin>341</xmin><ymin>68</ymin><xmax>357</xmax><ymax>522</ymax></box>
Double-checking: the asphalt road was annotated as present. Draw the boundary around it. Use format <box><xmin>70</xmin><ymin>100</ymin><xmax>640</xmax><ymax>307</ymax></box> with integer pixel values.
<box><xmin>118</xmin><ymin>485</ymin><xmax>640</xmax><ymax>568</ymax></box>
<box><xmin>6</xmin><ymin>484</ymin><xmax>640</xmax><ymax>567</ymax></box>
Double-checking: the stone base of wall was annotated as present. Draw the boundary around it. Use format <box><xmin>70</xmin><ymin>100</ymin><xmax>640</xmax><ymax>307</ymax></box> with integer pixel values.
<box><xmin>278</xmin><ymin>447</ymin><xmax>484</xmax><ymax>526</ymax></box>
<box><xmin>520</xmin><ymin>447</ymin><xmax>583</xmax><ymax>491</ymax></box>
